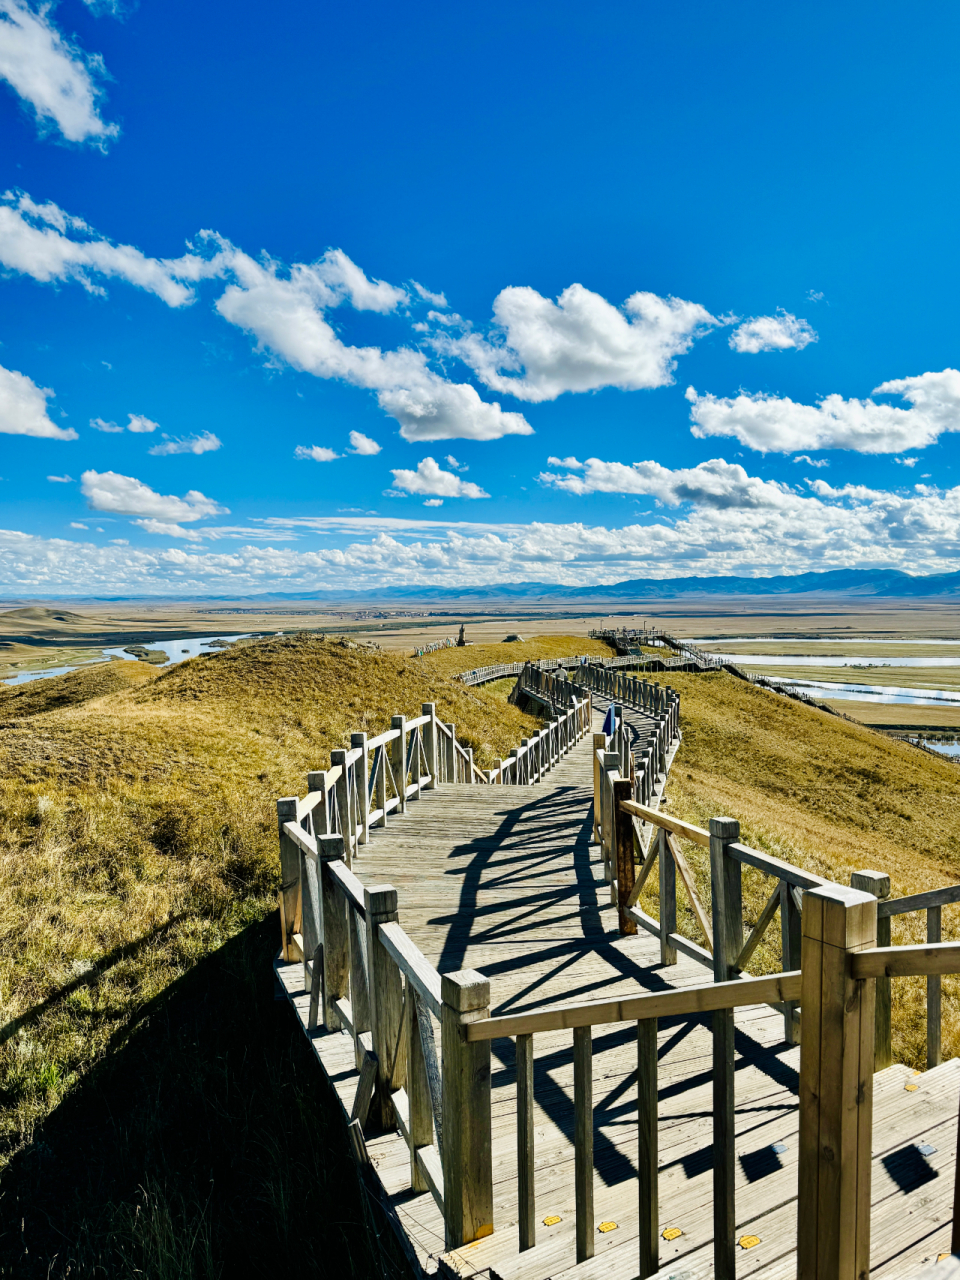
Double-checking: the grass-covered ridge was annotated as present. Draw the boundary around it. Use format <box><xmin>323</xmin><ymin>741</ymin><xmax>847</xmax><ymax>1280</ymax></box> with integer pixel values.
<box><xmin>653</xmin><ymin>670</ymin><xmax>960</xmax><ymax>1067</ymax></box>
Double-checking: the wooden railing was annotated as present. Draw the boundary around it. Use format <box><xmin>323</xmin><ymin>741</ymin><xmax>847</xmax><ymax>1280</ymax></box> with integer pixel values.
<box><xmin>274</xmin><ymin>666</ymin><xmax>594</xmax><ymax>1249</ymax></box>
<box><xmin>462</xmin><ymin>890</ymin><xmax>960</xmax><ymax>1280</ymax></box>
<box><xmin>852</xmin><ymin>871</ymin><xmax>960</xmax><ymax>1071</ymax></box>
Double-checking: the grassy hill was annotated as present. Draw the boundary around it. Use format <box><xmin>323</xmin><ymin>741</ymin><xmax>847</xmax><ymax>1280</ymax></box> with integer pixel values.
<box><xmin>653</xmin><ymin>670</ymin><xmax>960</xmax><ymax>1068</ymax></box>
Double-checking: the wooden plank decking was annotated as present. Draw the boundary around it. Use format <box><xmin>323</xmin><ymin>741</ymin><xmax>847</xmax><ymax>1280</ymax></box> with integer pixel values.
<box><xmin>276</xmin><ymin>704</ymin><xmax>959</xmax><ymax>1280</ymax></box>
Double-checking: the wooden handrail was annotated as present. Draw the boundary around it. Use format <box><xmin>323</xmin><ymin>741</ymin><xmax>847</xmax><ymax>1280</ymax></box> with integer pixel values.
<box><xmin>618</xmin><ymin>798</ymin><xmax>709</xmax><ymax>847</ymax></box>
<box><xmin>378</xmin><ymin>921</ymin><xmax>442</xmax><ymax>1017</ymax></box>
<box><xmin>463</xmin><ymin>970</ymin><xmax>801</xmax><ymax>1040</ymax></box>
<box><xmin>295</xmin><ymin>787</ymin><xmax>327</xmax><ymax>820</ymax></box>
<box><xmin>327</xmin><ymin>858</ymin><xmax>366</xmax><ymax>915</ymax></box>
<box><xmin>727</xmin><ymin>840</ymin><xmax>831</xmax><ymax>891</ymax></box>
<box><xmin>851</xmin><ymin>940</ymin><xmax>960</xmax><ymax>978</ymax></box>
<box><xmin>879</xmin><ymin>884</ymin><xmax>960</xmax><ymax>917</ymax></box>
<box><xmin>283</xmin><ymin>819</ymin><xmax>318</xmax><ymax>858</ymax></box>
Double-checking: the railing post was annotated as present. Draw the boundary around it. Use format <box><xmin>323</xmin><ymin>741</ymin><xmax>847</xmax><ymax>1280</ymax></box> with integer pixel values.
<box><xmin>441</xmin><ymin>970</ymin><xmax>493</xmax><ymax>1249</ymax></box>
<box><xmin>445</xmin><ymin>723</ymin><xmax>456</xmax><ymax>783</ymax></box>
<box><xmin>851</xmin><ymin>870</ymin><xmax>891</xmax><ymax>1070</ymax></box>
<box><xmin>352</xmin><ymin>732</ymin><xmax>370</xmax><ymax>843</ymax></box>
<box><xmin>317</xmin><ymin>833</ymin><xmax>349</xmax><ymax>1031</ymax></box>
<box><xmin>407</xmin><ymin>988</ymin><xmax>433</xmax><ymax>1192</ymax></box>
<box><xmin>637</xmin><ymin>1017</ymin><xmax>659</xmax><ymax>1279</ymax></box>
<box><xmin>306</xmin><ymin>771</ymin><xmax>331</xmax><ymax>835</ymax></box>
<box><xmin>276</xmin><ymin>797</ymin><xmax>300</xmax><ymax>960</ymax></box>
<box><xmin>422</xmin><ymin>702</ymin><xmax>438</xmax><ymax>788</ymax></box>
<box><xmin>658</xmin><ymin>827</ymin><xmax>677</xmax><ymax>965</ymax></box>
<box><xmin>364</xmin><ymin>883</ymin><xmax>404</xmax><ymax>1129</ymax></box>
<box><xmin>797</xmin><ymin>885</ymin><xmax>877</xmax><ymax>1280</ymax></box>
<box><xmin>517</xmin><ymin>1032</ymin><xmax>535</xmax><ymax>1251</ymax></box>
<box><xmin>391</xmin><ymin>715</ymin><xmax>407</xmax><ymax>811</ymax></box>
<box><xmin>573</xmin><ymin>1025</ymin><xmax>594</xmax><ymax>1262</ymax></box>
<box><xmin>928</xmin><ymin>904</ymin><xmax>942</xmax><ymax>1068</ymax></box>
<box><xmin>299</xmin><ymin>840</ymin><xmax>320</xmax><ymax>996</ymax></box>
<box><xmin>780</xmin><ymin>880</ymin><xmax>802</xmax><ymax>1045</ymax></box>
<box><xmin>614</xmin><ymin>778</ymin><xmax>637</xmax><ymax>935</ymax></box>
<box><xmin>330</xmin><ymin>749</ymin><xmax>353</xmax><ymax>865</ymax></box>
<box><xmin>709</xmin><ymin>816</ymin><xmax>741</xmax><ymax>1280</ymax></box>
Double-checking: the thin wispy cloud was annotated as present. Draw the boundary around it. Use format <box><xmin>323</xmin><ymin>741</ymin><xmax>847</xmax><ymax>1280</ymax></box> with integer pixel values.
<box><xmin>149</xmin><ymin>431</ymin><xmax>221</xmax><ymax>456</ymax></box>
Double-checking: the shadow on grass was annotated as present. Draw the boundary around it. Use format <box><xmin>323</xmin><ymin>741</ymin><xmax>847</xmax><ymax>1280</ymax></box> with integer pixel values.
<box><xmin>0</xmin><ymin>914</ymin><xmax>416</xmax><ymax>1279</ymax></box>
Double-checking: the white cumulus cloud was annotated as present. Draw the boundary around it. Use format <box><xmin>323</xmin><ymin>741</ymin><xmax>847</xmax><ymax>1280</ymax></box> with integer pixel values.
<box><xmin>295</xmin><ymin>445</ymin><xmax>339</xmax><ymax>462</ymax></box>
<box><xmin>80</xmin><ymin>470</ymin><xmax>228</xmax><ymax>522</ymax></box>
<box><xmin>148</xmin><ymin>431</ymin><xmax>221</xmax><ymax>456</ymax></box>
<box><xmin>348</xmin><ymin>430</ymin><xmax>381</xmax><ymax>455</ymax></box>
<box><xmin>434</xmin><ymin>285</ymin><xmax>719</xmax><ymax>402</ymax></box>
<box><xmin>47</xmin><ymin>473</ymin><xmax>72</xmax><ymax>482</ymax></box>
<box><xmin>686</xmin><ymin>368</ymin><xmax>960</xmax><ymax>454</ymax></box>
<box><xmin>90</xmin><ymin>416</ymin><xmax>121</xmax><ymax>432</ymax></box>
<box><xmin>540</xmin><ymin>456</ymin><xmax>796</xmax><ymax>510</ymax></box>
<box><xmin>729</xmin><ymin>310</ymin><xmax>817</xmax><ymax>353</ymax></box>
<box><xmin>0</xmin><ymin>0</ymin><xmax>118</xmax><ymax>145</ymax></box>
<box><xmin>792</xmin><ymin>454</ymin><xmax>829</xmax><ymax>468</ymax></box>
<box><xmin>390</xmin><ymin>457</ymin><xmax>490</xmax><ymax>499</ymax></box>
<box><xmin>126</xmin><ymin>413</ymin><xmax>159</xmax><ymax>433</ymax></box>
<box><xmin>412</xmin><ymin>281</ymin><xmax>447</xmax><ymax>308</ymax></box>
<box><xmin>213</xmin><ymin>242</ymin><xmax>532</xmax><ymax>442</ymax></box>
<box><xmin>0</xmin><ymin>361</ymin><xmax>75</xmax><ymax>438</ymax></box>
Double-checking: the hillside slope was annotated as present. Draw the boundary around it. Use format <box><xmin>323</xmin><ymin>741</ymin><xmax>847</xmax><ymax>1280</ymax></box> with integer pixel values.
<box><xmin>657</xmin><ymin>670</ymin><xmax>960</xmax><ymax>1066</ymax></box>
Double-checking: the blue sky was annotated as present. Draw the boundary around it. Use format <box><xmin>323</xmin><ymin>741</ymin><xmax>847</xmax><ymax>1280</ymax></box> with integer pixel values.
<box><xmin>2</xmin><ymin>0</ymin><xmax>960</xmax><ymax>594</ymax></box>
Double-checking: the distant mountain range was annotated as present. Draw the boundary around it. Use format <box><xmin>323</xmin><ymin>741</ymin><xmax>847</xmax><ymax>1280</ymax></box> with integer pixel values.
<box><xmin>245</xmin><ymin>568</ymin><xmax>960</xmax><ymax>601</ymax></box>
<box><xmin>6</xmin><ymin>568</ymin><xmax>960</xmax><ymax>604</ymax></box>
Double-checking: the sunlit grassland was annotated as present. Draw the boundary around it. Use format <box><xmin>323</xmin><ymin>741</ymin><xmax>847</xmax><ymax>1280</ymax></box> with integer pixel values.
<box><xmin>643</xmin><ymin>670</ymin><xmax>960</xmax><ymax>1069</ymax></box>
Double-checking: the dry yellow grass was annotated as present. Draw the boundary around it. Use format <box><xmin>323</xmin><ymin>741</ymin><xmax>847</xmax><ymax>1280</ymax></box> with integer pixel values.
<box><xmin>644</xmin><ymin>670</ymin><xmax>960</xmax><ymax>1067</ymax></box>
<box><xmin>0</xmin><ymin>633</ymin><xmax>578</xmax><ymax>1162</ymax></box>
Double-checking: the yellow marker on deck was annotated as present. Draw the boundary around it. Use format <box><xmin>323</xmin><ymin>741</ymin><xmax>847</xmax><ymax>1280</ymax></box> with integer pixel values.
<box><xmin>905</xmin><ymin>1083</ymin><xmax>920</xmax><ymax>1092</ymax></box>
<box><xmin>939</xmin><ymin>1254</ymin><xmax>952</xmax><ymax>1263</ymax></box>
<box><xmin>662</xmin><ymin>1227</ymin><xmax>683</xmax><ymax>1241</ymax></box>
<box><xmin>739</xmin><ymin>1236</ymin><xmax>761</xmax><ymax>1250</ymax></box>
<box><xmin>598</xmin><ymin>1222</ymin><xmax>618</xmax><ymax>1233</ymax></box>
<box><xmin>543</xmin><ymin>1215</ymin><xmax>562</xmax><ymax>1227</ymax></box>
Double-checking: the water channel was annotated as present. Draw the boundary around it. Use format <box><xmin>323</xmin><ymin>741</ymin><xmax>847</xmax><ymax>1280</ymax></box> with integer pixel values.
<box><xmin>2</xmin><ymin>634</ymin><xmax>254</xmax><ymax>686</ymax></box>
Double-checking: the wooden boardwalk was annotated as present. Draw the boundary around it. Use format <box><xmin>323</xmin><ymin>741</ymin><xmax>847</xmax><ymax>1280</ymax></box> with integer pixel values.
<box><xmin>276</xmin><ymin>700</ymin><xmax>960</xmax><ymax>1280</ymax></box>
